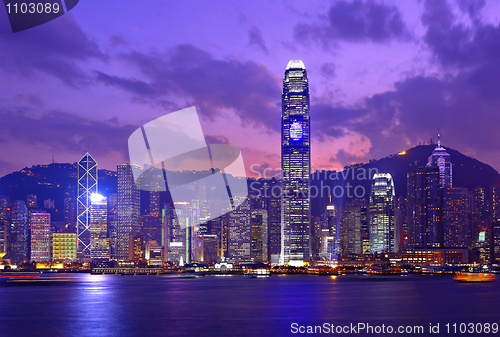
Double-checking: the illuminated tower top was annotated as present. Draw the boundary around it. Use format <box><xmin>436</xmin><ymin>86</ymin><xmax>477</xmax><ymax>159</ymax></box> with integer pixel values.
<box><xmin>427</xmin><ymin>133</ymin><xmax>452</xmax><ymax>188</ymax></box>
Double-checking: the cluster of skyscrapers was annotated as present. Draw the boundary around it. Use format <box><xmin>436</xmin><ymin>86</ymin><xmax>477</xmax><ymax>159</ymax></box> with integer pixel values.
<box><xmin>0</xmin><ymin>61</ymin><xmax>499</xmax><ymax>268</ymax></box>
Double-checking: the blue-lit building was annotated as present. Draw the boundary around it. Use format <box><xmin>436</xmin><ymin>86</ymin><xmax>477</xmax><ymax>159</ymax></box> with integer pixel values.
<box><xmin>77</xmin><ymin>152</ymin><xmax>98</xmax><ymax>261</ymax></box>
<box><xmin>281</xmin><ymin>60</ymin><xmax>311</xmax><ymax>266</ymax></box>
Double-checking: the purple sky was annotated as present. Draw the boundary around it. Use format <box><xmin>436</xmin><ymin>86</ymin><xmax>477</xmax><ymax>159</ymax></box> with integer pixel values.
<box><xmin>1</xmin><ymin>0</ymin><xmax>500</xmax><ymax>178</ymax></box>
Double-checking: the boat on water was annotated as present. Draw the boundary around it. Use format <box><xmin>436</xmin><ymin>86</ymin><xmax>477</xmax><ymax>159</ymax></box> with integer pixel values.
<box><xmin>244</xmin><ymin>268</ymin><xmax>271</xmax><ymax>278</ymax></box>
<box><xmin>453</xmin><ymin>271</ymin><xmax>496</xmax><ymax>283</ymax></box>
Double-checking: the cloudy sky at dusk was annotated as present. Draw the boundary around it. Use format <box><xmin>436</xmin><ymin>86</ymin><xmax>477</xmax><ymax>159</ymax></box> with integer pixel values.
<box><xmin>1</xmin><ymin>0</ymin><xmax>500</xmax><ymax>178</ymax></box>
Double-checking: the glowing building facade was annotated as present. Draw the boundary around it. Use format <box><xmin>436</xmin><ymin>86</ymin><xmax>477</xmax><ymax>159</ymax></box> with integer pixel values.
<box><xmin>52</xmin><ymin>233</ymin><xmax>77</xmax><ymax>261</ymax></box>
<box><xmin>30</xmin><ymin>212</ymin><xmax>51</xmax><ymax>262</ymax></box>
<box><xmin>117</xmin><ymin>164</ymin><xmax>140</xmax><ymax>261</ymax></box>
<box><xmin>77</xmin><ymin>152</ymin><xmax>98</xmax><ymax>260</ymax></box>
<box><xmin>281</xmin><ymin>60</ymin><xmax>311</xmax><ymax>266</ymax></box>
<box><xmin>369</xmin><ymin>173</ymin><xmax>395</xmax><ymax>254</ymax></box>
<box><xmin>90</xmin><ymin>194</ymin><xmax>109</xmax><ymax>261</ymax></box>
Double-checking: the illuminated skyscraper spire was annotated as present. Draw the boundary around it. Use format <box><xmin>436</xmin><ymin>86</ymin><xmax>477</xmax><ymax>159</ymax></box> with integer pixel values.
<box><xmin>77</xmin><ymin>152</ymin><xmax>98</xmax><ymax>260</ymax></box>
<box><xmin>280</xmin><ymin>60</ymin><xmax>311</xmax><ymax>266</ymax></box>
<box><xmin>427</xmin><ymin>132</ymin><xmax>452</xmax><ymax>188</ymax></box>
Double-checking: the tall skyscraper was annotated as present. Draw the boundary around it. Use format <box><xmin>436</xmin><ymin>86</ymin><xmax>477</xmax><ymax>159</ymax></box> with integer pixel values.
<box><xmin>173</xmin><ymin>201</ymin><xmax>191</xmax><ymax>264</ymax></box>
<box><xmin>442</xmin><ymin>187</ymin><xmax>470</xmax><ymax>248</ymax></box>
<box><xmin>90</xmin><ymin>194</ymin><xmax>109</xmax><ymax>262</ymax></box>
<box><xmin>251</xmin><ymin>209</ymin><xmax>268</xmax><ymax>263</ymax></box>
<box><xmin>117</xmin><ymin>164</ymin><xmax>140</xmax><ymax>261</ymax></box>
<box><xmin>30</xmin><ymin>212</ymin><xmax>51</xmax><ymax>262</ymax></box>
<box><xmin>281</xmin><ymin>60</ymin><xmax>311</xmax><ymax>266</ymax></box>
<box><xmin>228</xmin><ymin>196</ymin><xmax>251</xmax><ymax>264</ymax></box>
<box><xmin>407</xmin><ymin>166</ymin><xmax>441</xmax><ymax>248</ymax></box>
<box><xmin>107</xmin><ymin>193</ymin><xmax>118</xmax><ymax>260</ymax></box>
<box><xmin>0</xmin><ymin>197</ymin><xmax>8</xmax><ymax>258</ymax></box>
<box><xmin>164</xmin><ymin>205</ymin><xmax>185</xmax><ymax>265</ymax></box>
<box><xmin>268</xmin><ymin>197</ymin><xmax>281</xmax><ymax>262</ymax></box>
<box><xmin>340</xmin><ymin>206</ymin><xmax>363</xmax><ymax>255</ymax></box>
<box><xmin>369</xmin><ymin>173</ymin><xmax>395</xmax><ymax>254</ymax></box>
<box><xmin>8</xmin><ymin>200</ymin><xmax>29</xmax><ymax>264</ymax></box>
<box><xmin>77</xmin><ymin>152</ymin><xmax>98</xmax><ymax>260</ymax></box>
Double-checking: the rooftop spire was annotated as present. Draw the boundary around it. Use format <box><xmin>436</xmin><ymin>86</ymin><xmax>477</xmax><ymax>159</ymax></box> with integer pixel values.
<box><xmin>437</xmin><ymin>129</ymin><xmax>441</xmax><ymax>147</ymax></box>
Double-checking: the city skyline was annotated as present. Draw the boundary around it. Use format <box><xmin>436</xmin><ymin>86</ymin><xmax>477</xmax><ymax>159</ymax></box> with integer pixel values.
<box><xmin>1</xmin><ymin>2</ymin><xmax>499</xmax><ymax>336</ymax></box>
<box><xmin>1</xmin><ymin>1</ymin><xmax>500</xmax><ymax>179</ymax></box>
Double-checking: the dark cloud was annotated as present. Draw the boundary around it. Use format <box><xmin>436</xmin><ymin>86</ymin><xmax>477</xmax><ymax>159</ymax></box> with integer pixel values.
<box><xmin>0</xmin><ymin>13</ymin><xmax>105</xmax><ymax>86</ymax></box>
<box><xmin>320</xmin><ymin>62</ymin><xmax>336</xmax><ymax>78</ymax></box>
<box><xmin>95</xmin><ymin>44</ymin><xmax>281</xmax><ymax>131</ymax></box>
<box><xmin>109</xmin><ymin>35</ymin><xmax>128</xmax><ymax>47</ymax></box>
<box><xmin>15</xmin><ymin>92</ymin><xmax>44</xmax><ymax>107</ymax></box>
<box><xmin>295</xmin><ymin>0</ymin><xmax>409</xmax><ymax>47</ymax></box>
<box><xmin>457</xmin><ymin>0</ymin><xmax>486</xmax><ymax>18</ymax></box>
<box><xmin>329</xmin><ymin>149</ymin><xmax>366</xmax><ymax>166</ymax></box>
<box><xmin>248</xmin><ymin>26</ymin><xmax>268</xmax><ymax>54</ymax></box>
<box><xmin>0</xmin><ymin>107</ymin><xmax>136</xmax><ymax>161</ymax></box>
<box><xmin>314</xmin><ymin>62</ymin><xmax>500</xmax><ymax>168</ymax></box>
<box><xmin>422</xmin><ymin>0</ymin><xmax>500</xmax><ymax>68</ymax></box>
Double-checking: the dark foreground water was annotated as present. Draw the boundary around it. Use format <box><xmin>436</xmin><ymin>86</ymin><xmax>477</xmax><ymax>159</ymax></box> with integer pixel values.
<box><xmin>0</xmin><ymin>273</ymin><xmax>499</xmax><ymax>337</ymax></box>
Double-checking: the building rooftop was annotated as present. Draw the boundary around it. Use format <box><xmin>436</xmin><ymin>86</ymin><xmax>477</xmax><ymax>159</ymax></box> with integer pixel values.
<box><xmin>286</xmin><ymin>60</ymin><xmax>305</xmax><ymax>70</ymax></box>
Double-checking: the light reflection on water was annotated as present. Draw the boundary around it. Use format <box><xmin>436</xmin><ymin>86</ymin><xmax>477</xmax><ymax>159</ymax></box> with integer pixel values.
<box><xmin>0</xmin><ymin>274</ymin><xmax>498</xmax><ymax>337</ymax></box>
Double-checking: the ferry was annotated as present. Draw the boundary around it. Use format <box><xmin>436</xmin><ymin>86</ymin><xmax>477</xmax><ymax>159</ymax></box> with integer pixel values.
<box><xmin>453</xmin><ymin>271</ymin><xmax>496</xmax><ymax>283</ymax></box>
<box><xmin>245</xmin><ymin>268</ymin><xmax>271</xmax><ymax>278</ymax></box>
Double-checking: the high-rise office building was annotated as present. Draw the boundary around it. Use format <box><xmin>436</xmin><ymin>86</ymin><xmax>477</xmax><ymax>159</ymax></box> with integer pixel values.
<box><xmin>251</xmin><ymin>209</ymin><xmax>268</xmax><ymax>263</ymax></box>
<box><xmin>8</xmin><ymin>201</ymin><xmax>29</xmax><ymax>264</ymax></box>
<box><xmin>201</xmin><ymin>235</ymin><xmax>218</xmax><ymax>264</ymax></box>
<box><xmin>426</xmin><ymin>134</ymin><xmax>452</xmax><ymax>188</ymax></box>
<box><xmin>0</xmin><ymin>197</ymin><xmax>8</xmax><ymax>259</ymax></box>
<box><xmin>173</xmin><ymin>202</ymin><xmax>191</xmax><ymax>264</ymax></box>
<box><xmin>77</xmin><ymin>152</ymin><xmax>98</xmax><ymax>260</ymax></box>
<box><xmin>340</xmin><ymin>206</ymin><xmax>363</xmax><ymax>255</ymax></box>
<box><xmin>90</xmin><ymin>194</ymin><xmax>109</xmax><ymax>262</ymax></box>
<box><xmin>407</xmin><ymin>166</ymin><xmax>441</xmax><ymax>248</ymax></box>
<box><xmin>117</xmin><ymin>164</ymin><xmax>140</xmax><ymax>261</ymax></box>
<box><xmin>369</xmin><ymin>173</ymin><xmax>395</xmax><ymax>254</ymax></box>
<box><xmin>129</xmin><ymin>233</ymin><xmax>144</xmax><ymax>262</ymax></box>
<box><xmin>442</xmin><ymin>187</ymin><xmax>470</xmax><ymax>248</ymax></box>
<box><xmin>493</xmin><ymin>220</ymin><xmax>500</xmax><ymax>264</ymax></box>
<box><xmin>268</xmin><ymin>197</ymin><xmax>281</xmax><ymax>262</ymax></box>
<box><xmin>107</xmin><ymin>193</ymin><xmax>118</xmax><ymax>260</ymax></box>
<box><xmin>30</xmin><ymin>212</ymin><xmax>51</xmax><ymax>262</ymax></box>
<box><xmin>63</xmin><ymin>186</ymin><xmax>77</xmax><ymax>233</ymax></box>
<box><xmin>228</xmin><ymin>196</ymin><xmax>251</xmax><ymax>264</ymax></box>
<box><xmin>52</xmin><ymin>233</ymin><xmax>77</xmax><ymax>261</ymax></box>
<box><xmin>0</xmin><ymin>220</ymin><xmax>7</xmax><ymax>258</ymax></box>
<box><xmin>281</xmin><ymin>60</ymin><xmax>311</xmax><ymax>266</ymax></box>
<box><xmin>164</xmin><ymin>205</ymin><xmax>184</xmax><ymax>265</ymax></box>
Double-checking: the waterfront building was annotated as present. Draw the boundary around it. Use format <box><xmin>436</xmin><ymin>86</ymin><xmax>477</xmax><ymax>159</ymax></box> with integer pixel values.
<box><xmin>442</xmin><ymin>187</ymin><xmax>470</xmax><ymax>248</ymax></box>
<box><xmin>281</xmin><ymin>60</ymin><xmax>311</xmax><ymax>266</ymax></box>
<box><xmin>369</xmin><ymin>173</ymin><xmax>395</xmax><ymax>254</ymax></box>
<box><xmin>30</xmin><ymin>212</ymin><xmax>51</xmax><ymax>262</ymax></box>
<box><xmin>228</xmin><ymin>196</ymin><xmax>251</xmax><ymax>264</ymax></box>
<box><xmin>52</xmin><ymin>233</ymin><xmax>77</xmax><ymax>261</ymax></box>
<box><xmin>8</xmin><ymin>200</ymin><xmax>29</xmax><ymax>264</ymax></box>
<box><xmin>117</xmin><ymin>164</ymin><xmax>140</xmax><ymax>261</ymax></box>
<box><xmin>107</xmin><ymin>193</ymin><xmax>118</xmax><ymax>260</ymax></box>
<box><xmin>77</xmin><ymin>152</ymin><xmax>98</xmax><ymax>260</ymax></box>
<box><xmin>340</xmin><ymin>206</ymin><xmax>363</xmax><ymax>255</ymax></box>
<box><xmin>90</xmin><ymin>194</ymin><xmax>109</xmax><ymax>261</ymax></box>
<box><xmin>251</xmin><ymin>209</ymin><xmax>268</xmax><ymax>263</ymax></box>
